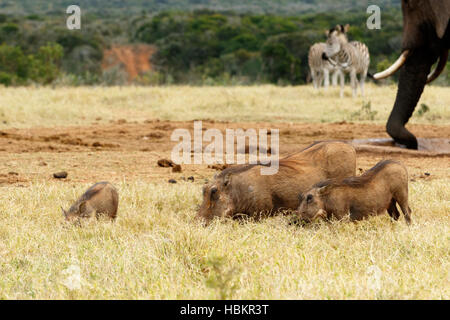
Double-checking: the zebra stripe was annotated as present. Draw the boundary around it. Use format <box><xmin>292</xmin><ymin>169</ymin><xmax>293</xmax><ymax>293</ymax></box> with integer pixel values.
<box><xmin>308</xmin><ymin>42</ymin><xmax>343</xmax><ymax>89</ymax></box>
<box><xmin>325</xmin><ymin>25</ymin><xmax>370</xmax><ymax>97</ymax></box>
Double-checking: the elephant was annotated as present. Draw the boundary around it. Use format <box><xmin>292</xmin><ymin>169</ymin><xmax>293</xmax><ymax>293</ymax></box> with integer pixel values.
<box><xmin>373</xmin><ymin>0</ymin><xmax>449</xmax><ymax>149</ymax></box>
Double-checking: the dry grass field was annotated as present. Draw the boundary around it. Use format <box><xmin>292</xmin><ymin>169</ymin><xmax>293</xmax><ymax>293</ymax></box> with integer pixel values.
<box><xmin>0</xmin><ymin>84</ymin><xmax>448</xmax><ymax>299</ymax></box>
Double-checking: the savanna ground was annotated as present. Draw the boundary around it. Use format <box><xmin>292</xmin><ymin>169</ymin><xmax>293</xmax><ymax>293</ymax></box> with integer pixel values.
<box><xmin>0</xmin><ymin>84</ymin><xmax>448</xmax><ymax>299</ymax></box>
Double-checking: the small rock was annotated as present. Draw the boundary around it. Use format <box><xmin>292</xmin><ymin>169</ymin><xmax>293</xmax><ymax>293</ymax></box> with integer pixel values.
<box><xmin>38</xmin><ymin>161</ymin><xmax>47</xmax><ymax>166</ymax></box>
<box><xmin>208</xmin><ymin>164</ymin><xmax>230</xmax><ymax>171</ymax></box>
<box><xmin>187</xmin><ymin>176</ymin><xmax>195</xmax><ymax>182</ymax></box>
<box><xmin>158</xmin><ymin>159</ymin><xmax>174</xmax><ymax>168</ymax></box>
<box><xmin>8</xmin><ymin>171</ymin><xmax>18</xmax><ymax>175</ymax></box>
<box><xmin>92</xmin><ymin>142</ymin><xmax>102</xmax><ymax>147</ymax></box>
<box><xmin>424</xmin><ymin>172</ymin><xmax>430</xmax><ymax>176</ymax></box>
<box><xmin>53</xmin><ymin>171</ymin><xmax>68</xmax><ymax>179</ymax></box>
<box><xmin>172</xmin><ymin>164</ymin><xmax>182</xmax><ymax>173</ymax></box>
<box><xmin>168</xmin><ymin>179</ymin><xmax>177</xmax><ymax>184</ymax></box>
<box><xmin>147</xmin><ymin>132</ymin><xmax>164</xmax><ymax>139</ymax></box>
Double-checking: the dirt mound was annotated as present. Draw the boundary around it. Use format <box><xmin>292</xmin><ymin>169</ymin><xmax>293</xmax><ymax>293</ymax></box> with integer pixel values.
<box><xmin>351</xmin><ymin>138</ymin><xmax>450</xmax><ymax>157</ymax></box>
<box><xmin>102</xmin><ymin>44</ymin><xmax>155</xmax><ymax>81</ymax></box>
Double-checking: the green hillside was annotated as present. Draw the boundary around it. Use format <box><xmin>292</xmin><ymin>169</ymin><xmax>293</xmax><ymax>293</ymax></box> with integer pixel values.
<box><xmin>1</xmin><ymin>0</ymin><xmax>401</xmax><ymax>16</ymax></box>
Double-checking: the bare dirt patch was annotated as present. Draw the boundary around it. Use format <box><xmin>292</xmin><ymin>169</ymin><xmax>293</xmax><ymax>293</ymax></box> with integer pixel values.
<box><xmin>101</xmin><ymin>44</ymin><xmax>155</xmax><ymax>82</ymax></box>
<box><xmin>0</xmin><ymin>121</ymin><xmax>448</xmax><ymax>186</ymax></box>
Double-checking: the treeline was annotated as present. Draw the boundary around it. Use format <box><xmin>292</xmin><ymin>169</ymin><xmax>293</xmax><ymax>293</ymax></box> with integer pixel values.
<box><xmin>0</xmin><ymin>9</ymin><xmax>448</xmax><ymax>86</ymax></box>
<box><xmin>0</xmin><ymin>12</ymin><xmax>125</xmax><ymax>85</ymax></box>
<box><xmin>2</xmin><ymin>0</ymin><xmax>402</xmax><ymax>16</ymax></box>
<box><xmin>134</xmin><ymin>9</ymin><xmax>406</xmax><ymax>84</ymax></box>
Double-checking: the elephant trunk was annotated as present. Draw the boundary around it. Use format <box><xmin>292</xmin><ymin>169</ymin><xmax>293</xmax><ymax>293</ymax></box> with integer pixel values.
<box><xmin>386</xmin><ymin>48</ymin><xmax>438</xmax><ymax>149</ymax></box>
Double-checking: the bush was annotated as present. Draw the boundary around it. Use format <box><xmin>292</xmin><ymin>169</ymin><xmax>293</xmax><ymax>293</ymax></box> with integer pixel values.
<box><xmin>29</xmin><ymin>43</ymin><xmax>63</xmax><ymax>84</ymax></box>
<box><xmin>0</xmin><ymin>44</ymin><xmax>29</xmax><ymax>82</ymax></box>
<box><xmin>1</xmin><ymin>23</ymin><xmax>19</xmax><ymax>35</ymax></box>
<box><xmin>0</xmin><ymin>43</ymin><xmax>62</xmax><ymax>85</ymax></box>
<box><xmin>0</xmin><ymin>71</ymin><xmax>13</xmax><ymax>86</ymax></box>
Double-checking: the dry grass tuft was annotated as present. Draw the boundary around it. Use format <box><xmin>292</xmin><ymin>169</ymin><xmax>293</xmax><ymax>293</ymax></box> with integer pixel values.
<box><xmin>0</xmin><ymin>179</ymin><xmax>448</xmax><ymax>299</ymax></box>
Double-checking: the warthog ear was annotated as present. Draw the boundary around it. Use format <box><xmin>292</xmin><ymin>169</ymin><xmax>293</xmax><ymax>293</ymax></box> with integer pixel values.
<box><xmin>317</xmin><ymin>185</ymin><xmax>330</xmax><ymax>196</ymax></box>
<box><xmin>223</xmin><ymin>173</ymin><xmax>232</xmax><ymax>187</ymax></box>
<box><xmin>78</xmin><ymin>201</ymin><xmax>87</xmax><ymax>214</ymax></box>
<box><xmin>298</xmin><ymin>193</ymin><xmax>304</xmax><ymax>203</ymax></box>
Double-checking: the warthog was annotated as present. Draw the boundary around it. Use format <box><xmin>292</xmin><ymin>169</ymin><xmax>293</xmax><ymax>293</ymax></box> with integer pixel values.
<box><xmin>198</xmin><ymin>141</ymin><xmax>356</xmax><ymax>224</ymax></box>
<box><xmin>297</xmin><ymin>159</ymin><xmax>411</xmax><ymax>224</ymax></box>
<box><xmin>62</xmin><ymin>181</ymin><xmax>119</xmax><ymax>221</ymax></box>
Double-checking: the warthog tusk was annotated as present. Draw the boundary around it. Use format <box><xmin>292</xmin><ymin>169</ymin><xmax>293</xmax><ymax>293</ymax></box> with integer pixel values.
<box><xmin>427</xmin><ymin>50</ymin><xmax>449</xmax><ymax>84</ymax></box>
<box><xmin>373</xmin><ymin>50</ymin><xmax>410</xmax><ymax>80</ymax></box>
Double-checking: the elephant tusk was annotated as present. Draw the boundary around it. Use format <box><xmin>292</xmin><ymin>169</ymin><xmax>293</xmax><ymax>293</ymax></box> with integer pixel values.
<box><xmin>426</xmin><ymin>50</ymin><xmax>449</xmax><ymax>84</ymax></box>
<box><xmin>373</xmin><ymin>50</ymin><xmax>410</xmax><ymax>80</ymax></box>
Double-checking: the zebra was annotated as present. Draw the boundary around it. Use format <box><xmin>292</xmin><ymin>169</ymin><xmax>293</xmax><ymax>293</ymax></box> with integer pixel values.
<box><xmin>308</xmin><ymin>42</ymin><xmax>344</xmax><ymax>90</ymax></box>
<box><xmin>323</xmin><ymin>24</ymin><xmax>370</xmax><ymax>98</ymax></box>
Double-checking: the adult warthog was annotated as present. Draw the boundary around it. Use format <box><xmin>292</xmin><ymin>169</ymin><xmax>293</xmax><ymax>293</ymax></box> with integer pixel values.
<box><xmin>197</xmin><ymin>141</ymin><xmax>356</xmax><ymax>224</ymax></box>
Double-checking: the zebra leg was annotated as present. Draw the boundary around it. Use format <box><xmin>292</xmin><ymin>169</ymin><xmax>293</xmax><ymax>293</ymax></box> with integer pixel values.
<box><xmin>350</xmin><ymin>69</ymin><xmax>357</xmax><ymax>98</ymax></box>
<box><xmin>313</xmin><ymin>69</ymin><xmax>321</xmax><ymax>89</ymax></box>
<box><xmin>339</xmin><ymin>70</ymin><xmax>345</xmax><ymax>98</ymax></box>
<box><xmin>318</xmin><ymin>70</ymin><xmax>324</xmax><ymax>88</ymax></box>
<box><xmin>331</xmin><ymin>70</ymin><xmax>338</xmax><ymax>86</ymax></box>
<box><xmin>323</xmin><ymin>68</ymin><xmax>330</xmax><ymax>90</ymax></box>
<box><xmin>360</xmin><ymin>71</ymin><xmax>367</xmax><ymax>97</ymax></box>
<box><xmin>311</xmin><ymin>70</ymin><xmax>317</xmax><ymax>89</ymax></box>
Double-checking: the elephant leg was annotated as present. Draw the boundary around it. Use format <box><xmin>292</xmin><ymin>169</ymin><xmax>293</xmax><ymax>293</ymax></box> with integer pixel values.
<box><xmin>386</xmin><ymin>48</ymin><xmax>438</xmax><ymax>149</ymax></box>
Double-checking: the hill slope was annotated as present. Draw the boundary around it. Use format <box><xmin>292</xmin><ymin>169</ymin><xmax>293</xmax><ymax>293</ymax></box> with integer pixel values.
<box><xmin>1</xmin><ymin>0</ymin><xmax>401</xmax><ymax>16</ymax></box>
